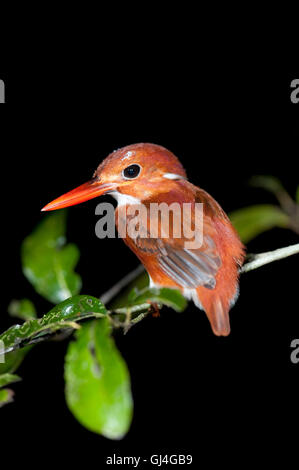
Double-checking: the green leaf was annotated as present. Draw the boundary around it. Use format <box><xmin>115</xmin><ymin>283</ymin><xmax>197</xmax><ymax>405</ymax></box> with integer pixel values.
<box><xmin>229</xmin><ymin>204</ymin><xmax>289</xmax><ymax>243</ymax></box>
<box><xmin>8</xmin><ymin>299</ymin><xmax>37</xmax><ymax>321</ymax></box>
<box><xmin>0</xmin><ymin>388</ymin><xmax>14</xmax><ymax>408</ymax></box>
<box><xmin>250</xmin><ymin>175</ymin><xmax>284</xmax><ymax>195</ymax></box>
<box><xmin>0</xmin><ymin>347</ymin><xmax>31</xmax><ymax>375</ymax></box>
<box><xmin>65</xmin><ymin>319</ymin><xmax>133</xmax><ymax>440</ymax></box>
<box><xmin>0</xmin><ymin>353</ymin><xmax>27</xmax><ymax>408</ymax></box>
<box><xmin>129</xmin><ymin>287</ymin><xmax>187</xmax><ymax>313</ymax></box>
<box><xmin>21</xmin><ymin>211</ymin><xmax>82</xmax><ymax>304</ymax></box>
<box><xmin>0</xmin><ymin>295</ymin><xmax>107</xmax><ymax>354</ymax></box>
<box><xmin>0</xmin><ymin>373</ymin><xmax>21</xmax><ymax>388</ymax></box>
<box><xmin>296</xmin><ymin>186</ymin><xmax>299</xmax><ymax>204</ymax></box>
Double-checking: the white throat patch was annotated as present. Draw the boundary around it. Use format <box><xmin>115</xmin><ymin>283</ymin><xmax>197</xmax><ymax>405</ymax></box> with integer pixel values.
<box><xmin>109</xmin><ymin>191</ymin><xmax>141</xmax><ymax>206</ymax></box>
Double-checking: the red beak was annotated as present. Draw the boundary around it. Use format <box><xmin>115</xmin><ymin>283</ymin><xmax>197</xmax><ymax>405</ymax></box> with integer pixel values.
<box><xmin>41</xmin><ymin>180</ymin><xmax>117</xmax><ymax>211</ymax></box>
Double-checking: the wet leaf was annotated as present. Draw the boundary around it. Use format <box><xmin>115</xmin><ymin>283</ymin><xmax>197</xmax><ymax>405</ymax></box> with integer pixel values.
<box><xmin>8</xmin><ymin>299</ymin><xmax>37</xmax><ymax>321</ymax></box>
<box><xmin>229</xmin><ymin>204</ymin><xmax>289</xmax><ymax>243</ymax></box>
<box><xmin>0</xmin><ymin>295</ymin><xmax>107</xmax><ymax>354</ymax></box>
<box><xmin>21</xmin><ymin>211</ymin><xmax>82</xmax><ymax>304</ymax></box>
<box><xmin>65</xmin><ymin>319</ymin><xmax>133</xmax><ymax>440</ymax></box>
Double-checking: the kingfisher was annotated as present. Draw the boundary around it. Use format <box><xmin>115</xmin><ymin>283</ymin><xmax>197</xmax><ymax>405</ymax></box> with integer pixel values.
<box><xmin>42</xmin><ymin>143</ymin><xmax>245</xmax><ymax>336</ymax></box>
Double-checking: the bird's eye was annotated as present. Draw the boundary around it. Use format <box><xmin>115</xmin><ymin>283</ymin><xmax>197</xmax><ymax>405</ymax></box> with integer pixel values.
<box><xmin>122</xmin><ymin>164</ymin><xmax>141</xmax><ymax>179</ymax></box>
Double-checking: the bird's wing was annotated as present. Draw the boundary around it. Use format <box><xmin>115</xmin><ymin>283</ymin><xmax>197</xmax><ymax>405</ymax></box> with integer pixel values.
<box><xmin>154</xmin><ymin>236</ymin><xmax>221</xmax><ymax>289</ymax></box>
<box><xmin>133</xmin><ymin>213</ymin><xmax>221</xmax><ymax>290</ymax></box>
<box><xmin>123</xmin><ymin>185</ymin><xmax>223</xmax><ymax>289</ymax></box>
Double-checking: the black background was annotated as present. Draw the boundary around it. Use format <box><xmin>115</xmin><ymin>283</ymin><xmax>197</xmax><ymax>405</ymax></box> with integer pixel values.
<box><xmin>0</xmin><ymin>62</ymin><xmax>298</xmax><ymax>467</ymax></box>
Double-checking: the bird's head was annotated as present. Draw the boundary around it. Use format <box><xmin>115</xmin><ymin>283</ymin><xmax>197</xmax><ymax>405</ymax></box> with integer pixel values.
<box><xmin>42</xmin><ymin>143</ymin><xmax>187</xmax><ymax>211</ymax></box>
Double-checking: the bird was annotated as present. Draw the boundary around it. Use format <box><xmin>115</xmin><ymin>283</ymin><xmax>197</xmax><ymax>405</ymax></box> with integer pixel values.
<box><xmin>42</xmin><ymin>143</ymin><xmax>245</xmax><ymax>336</ymax></box>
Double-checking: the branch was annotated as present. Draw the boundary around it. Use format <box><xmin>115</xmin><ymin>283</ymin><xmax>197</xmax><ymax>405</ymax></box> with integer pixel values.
<box><xmin>101</xmin><ymin>243</ymin><xmax>299</xmax><ymax>306</ymax></box>
<box><xmin>2</xmin><ymin>244</ymin><xmax>298</xmax><ymax>352</ymax></box>
<box><xmin>241</xmin><ymin>242</ymin><xmax>299</xmax><ymax>273</ymax></box>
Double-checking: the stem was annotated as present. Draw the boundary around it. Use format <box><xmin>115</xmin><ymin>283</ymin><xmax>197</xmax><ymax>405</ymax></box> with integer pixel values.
<box><xmin>241</xmin><ymin>242</ymin><xmax>299</xmax><ymax>273</ymax></box>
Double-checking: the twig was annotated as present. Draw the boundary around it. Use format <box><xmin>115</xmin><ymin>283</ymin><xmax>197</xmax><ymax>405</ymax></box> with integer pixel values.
<box><xmin>100</xmin><ymin>264</ymin><xmax>145</xmax><ymax>304</ymax></box>
<box><xmin>241</xmin><ymin>242</ymin><xmax>299</xmax><ymax>273</ymax></box>
<box><xmin>113</xmin><ymin>303</ymin><xmax>152</xmax><ymax>315</ymax></box>
<box><xmin>107</xmin><ymin>303</ymin><xmax>153</xmax><ymax>331</ymax></box>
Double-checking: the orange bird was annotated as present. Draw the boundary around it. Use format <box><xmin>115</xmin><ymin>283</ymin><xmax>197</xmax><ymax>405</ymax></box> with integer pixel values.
<box><xmin>42</xmin><ymin>143</ymin><xmax>245</xmax><ymax>336</ymax></box>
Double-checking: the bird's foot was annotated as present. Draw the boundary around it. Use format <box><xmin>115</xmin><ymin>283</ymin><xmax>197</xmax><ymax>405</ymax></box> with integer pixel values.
<box><xmin>148</xmin><ymin>302</ymin><xmax>160</xmax><ymax>317</ymax></box>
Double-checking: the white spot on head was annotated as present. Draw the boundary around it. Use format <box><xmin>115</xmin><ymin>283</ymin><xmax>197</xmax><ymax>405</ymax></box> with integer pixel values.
<box><xmin>121</xmin><ymin>151</ymin><xmax>133</xmax><ymax>161</ymax></box>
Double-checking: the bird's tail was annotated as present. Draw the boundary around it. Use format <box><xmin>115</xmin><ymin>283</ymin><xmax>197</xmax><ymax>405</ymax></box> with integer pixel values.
<box><xmin>205</xmin><ymin>297</ymin><xmax>230</xmax><ymax>336</ymax></box>
<box><xmin>194</xmin><ymin>287</ymin><xmax>232</xmax><ymax>336</ymax></box>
